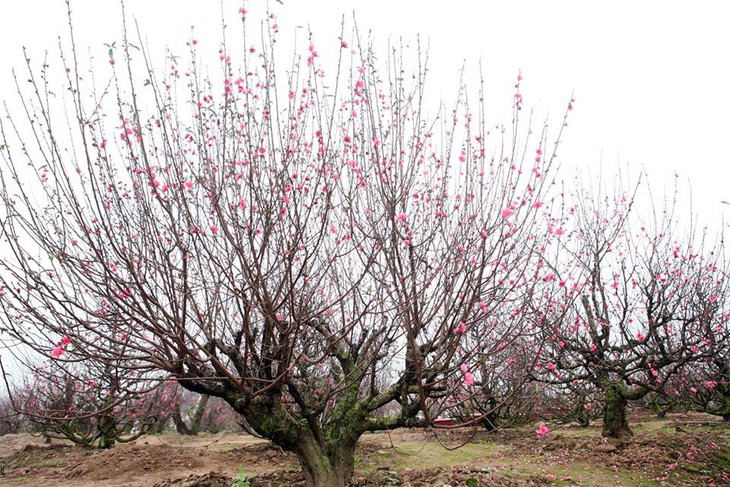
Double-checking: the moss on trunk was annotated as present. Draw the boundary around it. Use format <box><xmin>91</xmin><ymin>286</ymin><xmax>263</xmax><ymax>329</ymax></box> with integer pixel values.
<box><xmin>223</xmin><ymin>382</ymin><xmax>367</xmax><ymax>487</ymax></box>
<box><xmin>602</xmin><ymin>386</ymin><xmax>632</xmax><ymax>440</ymax></box>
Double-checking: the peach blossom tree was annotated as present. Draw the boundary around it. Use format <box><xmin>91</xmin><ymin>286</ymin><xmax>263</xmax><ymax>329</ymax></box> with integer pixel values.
<box><xmin>533</xmin><ymin>177</ymin><xmax>726</xmax><ymax>439</ymax></box>
<box><xmin>9</xmin><ymin>358</ymin><xmax>172</xmax><ymax>447</ymax></box>
<box><xmin>0</xmin><ymin>4</ymin><xmax>570</xmax><ymax>485</ymax></box>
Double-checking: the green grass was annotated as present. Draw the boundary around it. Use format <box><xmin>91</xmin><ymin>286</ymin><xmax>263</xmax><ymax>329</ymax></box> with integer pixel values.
<box><xmin>512</xmin><ymin>457</ymin><xmax>664</xmax><ymax>487</ymax></box>
<box><xmin>370</xmin><ymin>441</ymin><xmax>504</xmax><ymax>470</ymax></box>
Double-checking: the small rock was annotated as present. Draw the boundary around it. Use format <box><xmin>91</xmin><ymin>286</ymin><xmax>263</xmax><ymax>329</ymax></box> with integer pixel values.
<box><xmin>594</xmin><ymin>443</ymin><xmax>618</xmax><ymax>453</ymax></box>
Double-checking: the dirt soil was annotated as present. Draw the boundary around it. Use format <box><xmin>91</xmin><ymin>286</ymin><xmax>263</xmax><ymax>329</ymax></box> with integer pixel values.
<box><xmin>1</xmin><ymin>412</ymin><xmax>729</xmax><ymax>486</ymax></box>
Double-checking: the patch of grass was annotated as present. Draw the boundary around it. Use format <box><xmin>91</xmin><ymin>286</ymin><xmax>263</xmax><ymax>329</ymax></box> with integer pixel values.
<box><xmin>514</xmin><ymin>458</ymin><xmax>664</xmax><ymax>487</ymax></box>
<box><xmin>209</xmin><ymin>443</ymin><xmax>244</xmax><ymax>452</ymax></box>
<box><xmin>629</xmin><ymin>420</ymin><xmax>671</xmax><ymax>435</ymax></box>
<box><xmin>717</xmin><ymin>448</ymin><xmax>730</xmax><ymax>470</ymax></box>
<box><xmin>367</xmin><ymin>441</ymin><xmax>503</xmax><ymax>470</ymax></box>
<box><xmin>548</xmin><ymin>427</ymin><xmax>601</xmax><ymax>439</ymax></box>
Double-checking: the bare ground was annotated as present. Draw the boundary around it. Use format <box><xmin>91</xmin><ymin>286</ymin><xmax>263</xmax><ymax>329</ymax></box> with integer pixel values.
<box><xmin>1</xmin><ymin>412</ymin><xmax>728</xmax><ymax>486</ymax></box>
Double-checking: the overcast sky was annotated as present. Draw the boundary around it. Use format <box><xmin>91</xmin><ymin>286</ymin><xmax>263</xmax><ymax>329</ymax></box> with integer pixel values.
<box><xmin>0</xmin><ymin>0</ymin><xmax>728</xmax><ymax>225</ymax></box>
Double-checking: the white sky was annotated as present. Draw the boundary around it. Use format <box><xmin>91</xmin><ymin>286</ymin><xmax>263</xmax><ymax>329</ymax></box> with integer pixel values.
<box><xmin>0</xmin><ymin>0</ymin><xmax>728</xmax><ymax>384</ymax></box>
<box><xmin>0</xmin><ymin>0</ymin><xmax>729</xmax><ymax>226</ymax></box>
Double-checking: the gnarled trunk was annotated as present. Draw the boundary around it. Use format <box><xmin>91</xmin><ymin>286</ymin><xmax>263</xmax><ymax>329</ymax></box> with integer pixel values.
<box><xmin>97</xmin><ymin>412</ymin><xmax>117</xmax><ymax>448</ymax></box>
<box><xmin>295</xmin><ymin>432</ymin><xmax>357</xmax><ymax>487</ymax></box>
<box><xmin>602</xmin><ymin>386</ymin><xmax>632</xmax><ymax>440</ymax></box>
<box><xmin>220</xmin><ymin>390</ymin><xmax>365</xmax><ymax>487</ymax></box>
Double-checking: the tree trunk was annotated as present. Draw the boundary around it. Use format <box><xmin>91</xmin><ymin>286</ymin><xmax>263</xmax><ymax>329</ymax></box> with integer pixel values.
<box><xmin>295</xmin><ymin>433</ymin><xmax>356</xmax><ymax>487</ymax></box>
<box><xmin>172</xmin><ymin>405</ymin><xmax>193</xmax><ymax>435</ymax></box>
<box><xmin>97</xmin><ymin>413</ymin><xmax>117</xmax><ymax>448</ymax></box>
<box><xmin>214</xmin><ymin>385</ymin><xmax>364</xmax><ymax>487</ymax></box>
<box><xmin>189</xmin><ymin>394</ymin><xmax>209</xmax><ymax>432</ymax></box>
<box><xmin>602</xmin><ymin>386</ymin><xmax>632</xmax><ymax>440</ymax></box>
<box><xmin>721</xmin><ymin>395</ymin><xmax>730</xmax><ymax>422</ymax></box>
<box><xmin>173</xmin><ymin>394</ymin><xmax>209</xmax><ymax>436</ymax></box>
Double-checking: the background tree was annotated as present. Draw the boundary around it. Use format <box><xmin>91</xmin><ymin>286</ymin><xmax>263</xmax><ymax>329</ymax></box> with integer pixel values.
<box><xmin>0</xmin><ymin>395</ymin><xmax>26</xmax><ymax>435</ymax></box>
<box><xmin>534</xmin><ymin>177</ymin><xmax>726</xmax><ymax>439</ymax></box>
<box><xmin>10</xmin><ymin>357</ymin><xmax>170</xmax><ymax>447</ymax></box>
<box><xmin>682</xmin><ymin>288</ymin><xmax>730</xmax><ymax>421</ymax></box>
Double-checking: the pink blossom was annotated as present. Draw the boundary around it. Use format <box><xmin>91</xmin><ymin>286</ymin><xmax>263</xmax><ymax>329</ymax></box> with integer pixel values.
<box><xmin>636</xmin><ymin>333</ymin><xmax>645</xmax><ymax>341</ymax></box>
<box><xmin>590</xmin><ymin>343</ymin><xmax>597</xmax><ymax>351</ymax></box>
<box><xmin>51</xmin><ymin>346</ymin><xmax>64</xmax><ymax>358</ymax></box>
<box><xmin>707</xmin><ymin>381</ymin><xmax>717</xmax><ymax>388</ymax></box>
<box><xmin>184</xmin><ymin>181</ymin><xmax>194</xmax><ymax>189</ymax></box>
<box><xmin>210</xmin><ymin>226</ymin><xmax>219</xmax><ymax>235</ymax></box>
<box><xmin>479</xmin><ymin>301</ymin><xmax>487</xmax><ymax>313</ymax></box>
<box><xmin>396</xmin><ymin>213</ymin><xmax>407</xmax><ymax>221</ymax></box>
<box><xmin>460</xmin><ymin>363</ymin><xmax>468</xmax><ymax>373</ymax></box>
<box><xmin>453</xmin><ymin>322</ymin><xmax>467</xmax><ymax>334</ymax></box>
<box><xmin>464</xmin><ymin>372</ymin><xmax>474</xmax><ymax>387</ymax></box>
<box><xmin>536</xmin><ymin>424</ymin><xmax>550</xmax><ymax>438</ymax></box>
<box><xmin>501</xmin><ymin>208</ymin><xmax>513</xmax><ymax>218</ymax></box>
<box><xmin>532</xmin><ymin>201</ymin><xmax>543</xmax><ymax>208</ymax></box>
<box><xmin>60</xmin><ymin>336</ymin><xmax>71</xmax><ymax>347</ymax></box>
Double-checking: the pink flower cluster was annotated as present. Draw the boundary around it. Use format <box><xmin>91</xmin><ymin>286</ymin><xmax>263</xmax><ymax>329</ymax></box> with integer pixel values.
<box><xmin>50</xmin><ymin>335</ymin><xmax>71</xmax><ymax>358</ymax></box>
